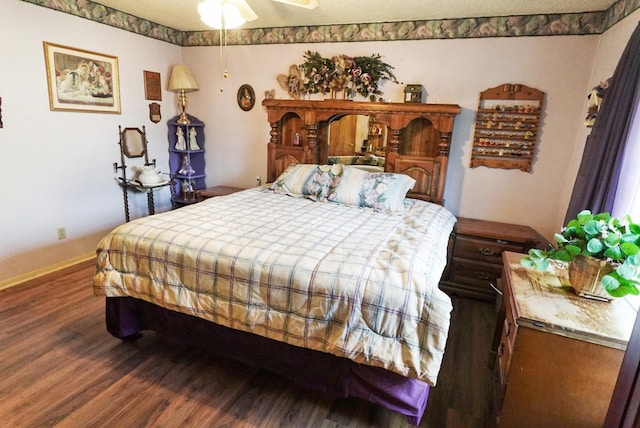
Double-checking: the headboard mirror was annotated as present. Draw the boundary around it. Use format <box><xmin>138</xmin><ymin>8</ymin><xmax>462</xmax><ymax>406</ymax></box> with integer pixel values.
<box><xmin>327</xmin><ymin>115</ymin><xmax>388</xmax><ymax>156</ymax></box>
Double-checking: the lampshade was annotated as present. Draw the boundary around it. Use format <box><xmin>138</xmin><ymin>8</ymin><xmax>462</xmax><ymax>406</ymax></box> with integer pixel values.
<box><xmin>168</xmin><ymin>65</ymin><xmax>199</xmax><ymax>125</ymax></box>
<box><xmin>198</xmin><ymin>0</ymin><xmax>258</xmax><ymax>29</ymax></box>
<box><xmin>167</xmin><ymin>65</ymin><xmax>199</xmax><ymax>92</ymax></box>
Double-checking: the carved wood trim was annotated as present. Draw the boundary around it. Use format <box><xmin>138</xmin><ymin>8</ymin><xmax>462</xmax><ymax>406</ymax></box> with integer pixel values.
<box><xmin>262</xmin><ymin>98</ymin><xmax>460</xmax><ymax>204</ymax></box>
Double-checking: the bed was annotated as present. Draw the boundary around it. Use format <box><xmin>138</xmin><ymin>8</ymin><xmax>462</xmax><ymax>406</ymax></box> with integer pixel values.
<box><xmin>94</xmin><ymin>164</ymin><xmax>456</xmax><ymax>425</ymax></box>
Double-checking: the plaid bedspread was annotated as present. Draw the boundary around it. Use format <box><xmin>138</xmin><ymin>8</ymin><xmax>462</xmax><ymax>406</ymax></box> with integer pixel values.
<box><xmin>94</xmin><ymin>188</ymin><xmax>456</xmax><ymax>385</ymax></box>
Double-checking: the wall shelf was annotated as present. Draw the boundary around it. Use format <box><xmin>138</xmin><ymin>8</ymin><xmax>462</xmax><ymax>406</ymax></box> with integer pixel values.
<box><xmin>470</xmin><ymin>84</ymin><xmax>545</xmax><ymax>172</ymax></box>
<box><xmin>167</xmin><ymin>115</ymin><xmax>206</xmax><ymax>207</ymax></box>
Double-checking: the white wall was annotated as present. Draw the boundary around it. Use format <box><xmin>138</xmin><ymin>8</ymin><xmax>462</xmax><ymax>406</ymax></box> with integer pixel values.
<box><xmin>1</xmin><ymin>1</ymin><xmax>638</xmax><ymax>283</ymax></box>
<box><xmin>184</xmin><ymin>36</ymin><xmax>597</xmax><ymax>239</ymax></box>
<box><xmin>0</xmin><ymin>1</ymin><xmax>181</xmax><ymax>282</ymax></box>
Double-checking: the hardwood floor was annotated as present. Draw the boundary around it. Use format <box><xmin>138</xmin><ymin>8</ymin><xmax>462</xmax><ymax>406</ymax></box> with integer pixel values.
<box><xmin>0</xmin><ymin>261</ymin><xmax>497</xmax><ymax>427</ymax></box>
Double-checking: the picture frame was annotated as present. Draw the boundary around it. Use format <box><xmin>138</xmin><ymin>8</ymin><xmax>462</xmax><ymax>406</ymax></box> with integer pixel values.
<box><xmin>143</xmin><ymin>70</ymin><xmax>162</xmax><ymax>101</ymax></box>
<box><xmin>237</xmin><ymin>84</ymin><xmax>255</xmax><ymax>111</ymax></box>
<box><xmin>43</xmin><ymin>42</ymin><xmax>121</xmax><ymax>113</ymax></box>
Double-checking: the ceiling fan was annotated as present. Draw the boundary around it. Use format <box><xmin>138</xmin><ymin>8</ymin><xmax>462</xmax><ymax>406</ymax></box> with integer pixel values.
<box><xmin>198</xmin><ymin>0</ymin><xmax>319</xmax><ymax>29</ymax></box>
<box><xmin>272</xmin><ymin>0</ymin><xmax>319</xmax><ymax>9</ymax></box>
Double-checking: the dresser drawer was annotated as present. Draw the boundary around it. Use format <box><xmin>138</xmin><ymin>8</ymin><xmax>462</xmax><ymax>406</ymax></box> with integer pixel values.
<box><xmin>450</xmin><ymin>258</ymin><xmax>503</xmax><ymax>290</ymax></box>
<box><xmin>454</xmin><ymin>235</ymin><xmax>526</xmax><ymax>265</ymax></box>
<box><xmin>495</xmin><ymin>287</ymin><xmax>518</xmax><ymax>415</ymax></box>
<box><xmin>500</xmin><ymin>291</ymin><xmax>518</xmax><ymax>370</ymax></box>
<box><xmin>494</xmin><ymin>337</ymin><xmax>511</xmax><ymax>415</ymax></box>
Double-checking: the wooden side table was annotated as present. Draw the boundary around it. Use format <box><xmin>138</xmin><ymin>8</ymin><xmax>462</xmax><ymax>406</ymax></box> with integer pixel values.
<box><xmin>494</xmin><ymin>251</ymin><xmax>637</xmax><ymax>427</ymax></box>
<box><xmin>440</xmin><ymin>217</ymin><xmax>545</xmax><ymax>301</ymax></box>
<box><xmin>196</xmin><ymin>185</ymin><xmax>245</xmax><ymax>201</ymax></box>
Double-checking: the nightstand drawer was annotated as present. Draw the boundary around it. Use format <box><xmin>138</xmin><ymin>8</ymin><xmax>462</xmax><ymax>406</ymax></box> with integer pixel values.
<box><xmin>450</xmin><ymin>258</ymin><xmax>503</xmax><ymax>289</ymax></box>
<box><xmin>454</xmin><ymin>235</ymin><xmax>526</xmax><ymax>265</ymax></box>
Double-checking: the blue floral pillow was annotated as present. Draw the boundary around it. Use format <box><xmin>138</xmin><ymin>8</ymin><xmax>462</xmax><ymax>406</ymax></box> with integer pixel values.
<box><xmin>304</xmin><ymin>164</ymin><xmax>343</xmax><ymax>201</ymax></box>
<box><xmin>328</xmin><ymin>166</ymin><xmax>415</xmax><ymax>212</ymax></box>
<box><xmin>271</xmin><ymin>164</ymin><xmax>343</xmax><ymax>201</ymax></box>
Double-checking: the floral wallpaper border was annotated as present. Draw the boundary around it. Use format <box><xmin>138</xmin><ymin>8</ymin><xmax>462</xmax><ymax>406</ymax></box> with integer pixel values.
<box><xmin>21</xmin><ymin>0</ymin><xmax>640</xmax><ymax>47</ymax></box>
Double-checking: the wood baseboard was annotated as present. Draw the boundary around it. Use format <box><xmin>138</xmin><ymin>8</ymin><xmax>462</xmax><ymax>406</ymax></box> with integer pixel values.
<box><xmin>0</xmin><ymin>252</ymin><xmax>96</xmax><ymax>291</ymax></box>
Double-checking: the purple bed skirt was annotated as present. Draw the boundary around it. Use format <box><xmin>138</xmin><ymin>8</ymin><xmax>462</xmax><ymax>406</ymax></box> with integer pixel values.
<box><xmin>105</xmin><ymin>297</ymin><xmax>429</xmax><ymax>425</ymax></box>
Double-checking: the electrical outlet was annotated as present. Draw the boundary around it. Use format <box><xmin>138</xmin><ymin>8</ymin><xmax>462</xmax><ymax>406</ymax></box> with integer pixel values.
<box><xmin>57</xmin><ymin>227</ymin><xmax>66</xmax><ymax>240</ymax></box>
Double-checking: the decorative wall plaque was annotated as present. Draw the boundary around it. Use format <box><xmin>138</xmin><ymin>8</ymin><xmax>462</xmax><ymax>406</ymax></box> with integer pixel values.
<box><xmin>144</xmin><ymin>70</ymin><xmax>162</xmax><ymax>101</ymax></box>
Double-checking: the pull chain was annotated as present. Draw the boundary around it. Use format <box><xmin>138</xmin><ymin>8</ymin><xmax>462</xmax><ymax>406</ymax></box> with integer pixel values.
<box><xmin>219</xmin><ymin>24</ymin><xmax>229</xmax><ymax>92</ymax></box>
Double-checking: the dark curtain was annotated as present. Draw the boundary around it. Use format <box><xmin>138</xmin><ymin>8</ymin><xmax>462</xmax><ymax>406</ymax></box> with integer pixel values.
<box><xmin>564</xmin><ymin>21</ymin><xmax>640</xmax><ymax>223</ymax></box>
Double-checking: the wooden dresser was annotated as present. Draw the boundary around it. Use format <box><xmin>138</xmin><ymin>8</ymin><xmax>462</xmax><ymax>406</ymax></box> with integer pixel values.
<box><xmin>494</xmin><ymin>252</ymin><xmax>637</xmax><ymax>427</ymax></box>
<box><xmin>440</xmin><ymin>218</ymin><xmax>543</xmax><ymax>301</ymax></box>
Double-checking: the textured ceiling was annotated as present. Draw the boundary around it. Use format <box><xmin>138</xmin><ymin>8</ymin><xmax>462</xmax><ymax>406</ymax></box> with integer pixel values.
<box><xmin>92</xmin><ymin>0</ymin><xmax>618</xmax><ymax>32</ymax></box>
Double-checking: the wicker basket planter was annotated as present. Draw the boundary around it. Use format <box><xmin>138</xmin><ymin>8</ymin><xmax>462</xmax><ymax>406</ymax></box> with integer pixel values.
<box><xmin>568</xmin><ymin>255</ymin><xmax>614</xmax><ymax>301</ymax></box>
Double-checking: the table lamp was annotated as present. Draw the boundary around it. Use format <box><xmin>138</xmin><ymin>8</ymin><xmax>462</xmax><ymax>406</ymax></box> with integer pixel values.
<box><xmin>168</xmin><ymin>64</ymin><xmax>199</xmax><ymax>124</ymax></box>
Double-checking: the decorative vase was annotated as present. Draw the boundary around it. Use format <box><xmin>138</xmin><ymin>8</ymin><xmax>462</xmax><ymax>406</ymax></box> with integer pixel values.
<box><xmin>330</xmin><ymin>76</ymin><xmax>347</xmax><ymax>99</ymax></box>
<box><xmin>568</xmin><ymin>255</ymin><xmax>614</xmax><ymax>301</ymax></box>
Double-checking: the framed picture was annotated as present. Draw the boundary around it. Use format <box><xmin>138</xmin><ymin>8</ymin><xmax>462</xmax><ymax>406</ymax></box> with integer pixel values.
<box><xmin>43</xmin><ymin>42</ymin><xmax>121</xmax><ymax>113</ymax></box>
<box><xmin>144</xmin><ymin>70</ymin><xmax>162</xmax><ymax>101</ymax></box>
<box><xmin>237</xmin><ymin>84</ymin><xmax>255</xmax><ymax>111</ymax></box>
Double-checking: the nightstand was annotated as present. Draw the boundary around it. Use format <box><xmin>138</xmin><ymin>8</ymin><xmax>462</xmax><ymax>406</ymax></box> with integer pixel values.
<box><xmin>196</xmin><ymin>185</ymin><xmax>245</xmax><ymax>201</ymax></box>
<box><xmin>440</xmin><ymin>217</ymin><xmax>544</xmax><ymax>301</ymax></box>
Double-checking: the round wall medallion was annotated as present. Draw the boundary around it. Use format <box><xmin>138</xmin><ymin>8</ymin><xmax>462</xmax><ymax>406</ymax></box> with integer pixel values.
<box><xmin>237</xmin><ymin>84</ymin><xmax>255</xmax><ymax>111</ymax></box>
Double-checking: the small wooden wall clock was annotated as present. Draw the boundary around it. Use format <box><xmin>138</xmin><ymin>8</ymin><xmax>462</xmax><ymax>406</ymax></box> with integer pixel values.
<box><xmin>470</xmin><ymin>83</ymin><xmax>545</xmax><ymax>172</ymax></box>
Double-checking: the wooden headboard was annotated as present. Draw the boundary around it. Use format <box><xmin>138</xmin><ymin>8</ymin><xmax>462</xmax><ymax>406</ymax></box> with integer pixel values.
<box><xmin>263</xmin><ymin>99</ymin><xmax>460</xmax><ymax>205</ymax></box>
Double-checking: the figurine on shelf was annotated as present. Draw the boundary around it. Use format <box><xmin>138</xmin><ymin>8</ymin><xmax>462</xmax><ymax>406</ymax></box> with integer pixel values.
<box><xmin>181</xmin><ymin>179</ymin><xmax>191</xmax><ymax>199</ymax></box>
<box><xmin>181</xmin><ymin>179</ymin><xmax>196</xmax><ymax>200</ymax></box>
<box><xmin>189</xmin><ymin>127</ymin><xmax>200</xmax><ymax>150</ymax></box>
<box><xmin>178</xmin><ymin>154</ymin><xmax>195</xmax><ymax>175</ymax></box>
<box><xmin>175</xmin><ymin>127</ymin><xmax>187</xmax><ymax>150</ymax></box>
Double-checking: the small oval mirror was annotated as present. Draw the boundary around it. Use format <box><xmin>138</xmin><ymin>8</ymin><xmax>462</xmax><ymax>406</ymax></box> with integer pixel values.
<box><xmin>122</xmin><ymin>128</ymin><xmax>146</xmax><ymax>158</ymax></box>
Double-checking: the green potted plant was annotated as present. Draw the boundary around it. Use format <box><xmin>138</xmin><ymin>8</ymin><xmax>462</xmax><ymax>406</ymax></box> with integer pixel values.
<box><xmin>521</xmin><ymin>210</ymin><xmax>640</xmax><ymax>299</ymax></box>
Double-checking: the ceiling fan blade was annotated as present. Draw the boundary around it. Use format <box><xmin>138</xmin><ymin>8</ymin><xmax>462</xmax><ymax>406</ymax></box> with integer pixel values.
<box><xmin>271</xmin><ymin>0</ymin><xmax>319</xmax><ymax>9</ymax></box>
<box><xmin>198</xmin><ymin>0</ymin><xmax>258</xmax><ymax>29</ymax></box>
